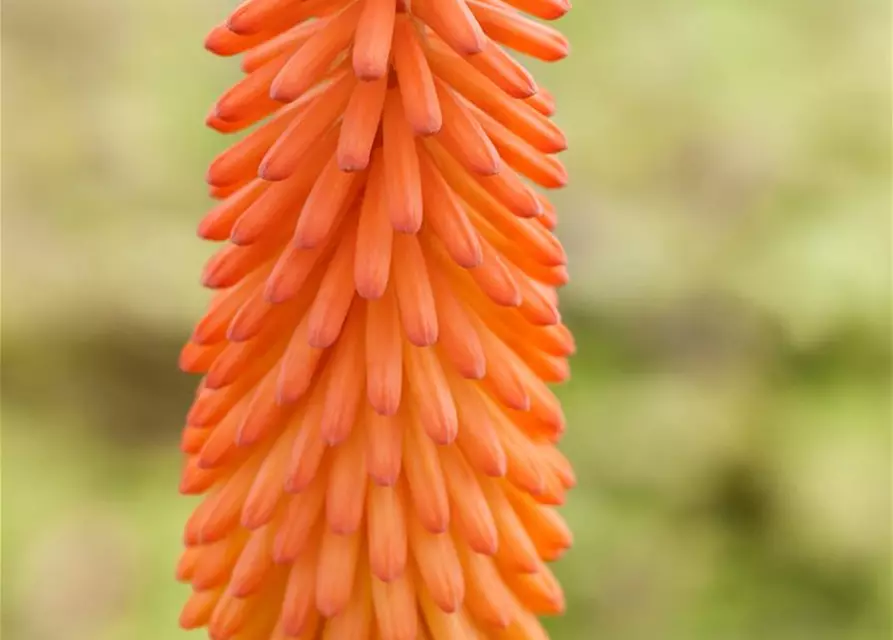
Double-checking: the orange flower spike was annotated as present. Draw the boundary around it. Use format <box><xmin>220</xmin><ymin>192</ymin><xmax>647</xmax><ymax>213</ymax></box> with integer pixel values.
<box><xmin>181</xmin><ymin>0</ymin><xmax>574</xmax><ymax>637</ymax></box>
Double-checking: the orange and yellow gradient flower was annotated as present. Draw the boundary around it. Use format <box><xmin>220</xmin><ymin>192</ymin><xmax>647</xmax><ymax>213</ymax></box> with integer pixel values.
<box><xmin>177</xmin><ymin>0</ymin><xmax>574</xmax><ymax>638</ymax></box>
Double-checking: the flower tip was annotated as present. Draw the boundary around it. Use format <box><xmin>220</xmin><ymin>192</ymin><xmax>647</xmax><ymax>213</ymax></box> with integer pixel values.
<box><xmin>257</xmin><ymin>159</ymin><xmax>290</xmax><ymax>182</ymax></box>
<box><xmin>178</xmin><ymin>607</ymin><xmax>205</xmax><ymax>631</ymax></box>
<box><xmin>552</xmin><ymin>266</ymin><xmax>571</xmax><ymax>288</ymax></box>
<box><xmin>234</xmin><ymin>424</ymin><xmax>260</xmax><ymax>449</ymax></box>
<box><xmin>429</xmin><ymin>423</ymin><xmax>459</xmax><ymax>446</ymax></box>
<box><xmin>204</xmin><ymin>109</ymin><xmax>222</xmax><ymax>129</ymax></box>
<box><xmin>550</xmin><ymin>240</ymin><xmax>569</xmax><ymax>267</ymax></box>
<box><xmin>263</xmin><ymin>280</ymin><xmax>292</xmax><ymax>306</ymax></box>
<box><xmin>391</xmin><ymin>218</ymin><xmax>423</xmax><ymax>235</ymax></box>
<box><xmin>199</xmin><ymin>270</ymin><xmax>222</xmax><ymax>290</ymax></box>
<box><xmin>463</xmin><ymin>41</ymin><xmax>486</xmax><ymax>57</ymax></box>
<box><xmin>187</xmin><ymin>326</ymin><xmax>209</xmax><ymax>347</ymax></box>
<box><xmin>204</xmin><ymin>165</ymin><xmax>225</xmax><ymax>188</ymax></box>
<box><xmin>203</xmin><ymin>32</ymin><xmax>226</xmax><ymax>55</ymax></box>
<box><xmin>456</xmin><ymin>249</ymin><xmax>485</xmax><ymax>270</ymax></box>
<box><xmin>433</xmin><ymin>589</ymin><xmax>464</xmax><ymax>614</ymax></box>
<box><xmin>517</xmin><ymin>82</ymin><xmax>539</xmax><ymax>100</ymax></box>
<box><xmin>177</xmin><ymin>346</ymin><xmax>198</xmax><ymax>373</ymax></box>
<box><xmin>290</xmin><ymin>232</ymin><xmax>325</xmax><ymax>254</ymax></box>
<box><xmin>370</xmin><ymin>562</ymin><xmax>403</xmax><ymax>584</ymax></box>
<box><xmin>224</xmin><ymin>11</ymin><xmax>260</xmax><ymax>37</ymax></box>
<box><xmin>511</xmin><ymin>394</ymin><xmax>532</xmax><ymax>413</ymax></box>
<box><xmin>268</xmin><ymin>80</ymin><xmax>298</xmax><ymax>106</ymax></box>
<box><xmin>356</xmin><ymin>278</ymin><xmax>387</xmax><ymax>302</ymax></box>
<box><xmin>411</xmin><ymin>116</ymin><xmax>443</xmax><ymax>138</ymax></box>
<box><xmin>369</xmin><ymin>469</ymin><xmax>400</xmax><ymax>488</ymax></box>
<box><xmin>548</xmin><ymin>1</ymin><xmax>572</xmax><ymax>19</ymax></box>
<box><xmin>196</xmin><ymin>219</ymin><xmax>225</xmax><ymax>241</ymax></box>
<box><xmin>478</xmin><ymin>157</ymin><xmax>502</xmax><ymax>177</ymax></box>
<box><xmin>451</xmin><ymin>31</ymin><xmax>487</xmax><ymax>58</ymax></box>
<box><xmin>178</xmin><ymin>476</ymin><xmax>201</xmax><ymax>496</ymax></box>
<box><xmin>547</xmin><ymin>38</ymin><xmax>571</xmax><ymax>62</ymax></box>
<box><xmin>506</xmin><ymin>292</ymin><xmax>524</xmax><ymax>308</ymax></box>
<box><xmin>283</xmin><ymin>473</ymin><xmax>309</xmax><ymax>496</ymax></box>
<box><xmin>490</xmin><ymin>457</ymin><xmax>509</xmax><ymax>479</ymax></box>
<box><xmin>227</xmin><ymin>229</ymin><xmax>253</xmax><ymax>248</ymax></box>
<box><xmin>367</xmin><ymin>390</ymin><xmax>401</xmax><ymax>418</ymax></box>
<box><xmin>352</xmin><ymin>56</ymin><xmax>388</xmax><ymax>83</ymax></box>
<box><xmin>551</xmin><ymin>591</ymin><xmax>568</xmax><ymax>615</ymax></box>
<box><xmin>462</xmin><ymin>358</ymin><xmax>487</xmax><ymax>381</ymax></box>
<box><xmin>316</xmin><ymin>600</ymin><xmax>344</xmax><ymax>621</ymax></box>
<box><xmin>405</xmin><ymin>324</ymin><xmax>439</xmax><ymax>348</ymax></box>
<box><xmin>337</xmin><ymin>152</ymin><xmax>372</xmax><ymax>173</ymax></box>
<box><xmin>551</xmin><ymin>163</ymin><xmax>570</xmax><ymax>188</ymax></box>
<box><xmin>306</xmin><ymin>326</ymin><xmax>339</xmax><ymax>350</ymax></box>
<box><xmin>180</xmin><ymin>431</ymin><xmax>203</xmax><ymax>456</ymax></box>
<box><xmin>239</xmin><ymin>507</ymin><xmax>268</xmax><ymax>532</ymax></box>
<box><xmin>321</xmin><ymin>426</ymin><xmax>351</xmax><ymax>447</ymax></box>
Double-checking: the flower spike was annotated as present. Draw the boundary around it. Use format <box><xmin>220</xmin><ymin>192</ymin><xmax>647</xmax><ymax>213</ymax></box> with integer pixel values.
<box><xmin>179</xmin><ymin>0</ymin><xmax>574</xmax><ymax>637</ymax></box>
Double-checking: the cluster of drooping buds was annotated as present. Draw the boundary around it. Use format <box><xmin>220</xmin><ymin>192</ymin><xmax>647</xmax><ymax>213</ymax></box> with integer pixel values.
<box><xmin>177</xmin><ymin>0</ymin><xmax>574</xmax><ymax>638</ymax></box>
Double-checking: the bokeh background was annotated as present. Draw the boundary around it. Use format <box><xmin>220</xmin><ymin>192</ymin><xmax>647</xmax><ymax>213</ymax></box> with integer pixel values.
<box><xmin>2</xmin><ymin>0</ymin><xmax>891</xmax><ymax>639</ymax></box>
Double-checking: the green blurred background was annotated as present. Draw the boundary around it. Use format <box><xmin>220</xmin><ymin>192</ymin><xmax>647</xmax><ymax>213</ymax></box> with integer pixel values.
<box><xmin>2</xmin><ymin>0</ymin><xmax>891</xmax><ymax>639</ymax></box>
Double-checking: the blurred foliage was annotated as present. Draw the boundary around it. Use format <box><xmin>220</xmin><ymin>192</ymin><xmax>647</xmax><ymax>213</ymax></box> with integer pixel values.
<box><xmin>2</xmin><ymin>0</ymin><xmax>890</xmax><ymax>639</ymax></box>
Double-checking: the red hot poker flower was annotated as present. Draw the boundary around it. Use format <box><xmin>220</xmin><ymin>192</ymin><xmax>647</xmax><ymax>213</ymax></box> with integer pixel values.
<box><xmin>177</xmin><ymin>0</ymin><xmax>575</xmax><ymax>638</ymax></box>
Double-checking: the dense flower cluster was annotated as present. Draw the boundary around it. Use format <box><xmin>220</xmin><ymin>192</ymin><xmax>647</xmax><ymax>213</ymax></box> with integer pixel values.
<box><xmin>177</xmin><ymin>0</ymin><xmax>574</xmax><ymax>638</ymax></box>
